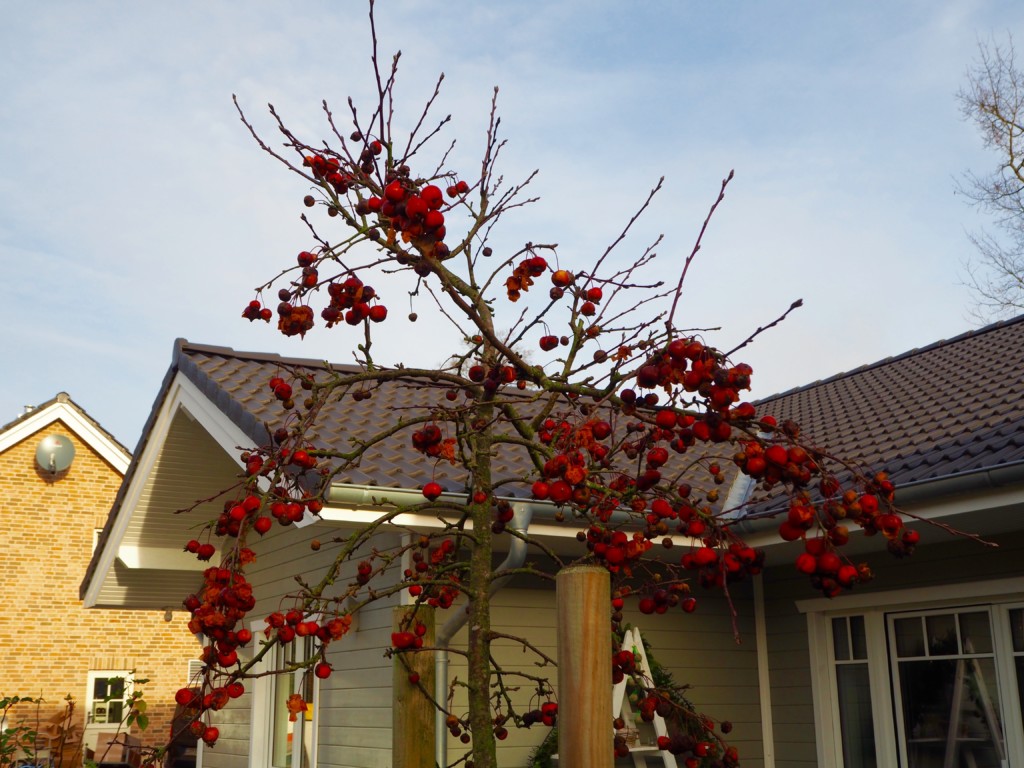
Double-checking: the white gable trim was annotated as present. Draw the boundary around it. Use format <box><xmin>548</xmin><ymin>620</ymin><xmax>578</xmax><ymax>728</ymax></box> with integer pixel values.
<box><xmin>82</xmin><ymin>372</ymin><xmax>256</xmax><ymax>607</ymax></box>
<box><xmin>0</xmin><ymin>399</ymin><xmax>130</xmax><ymax>474</ymax></box>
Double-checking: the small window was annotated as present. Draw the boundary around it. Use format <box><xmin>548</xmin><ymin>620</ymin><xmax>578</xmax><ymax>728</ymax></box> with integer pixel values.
<box><xmin>86</xmin><ymin>671</ymin><xmax>132</xmax><ymax>726</ymax></box>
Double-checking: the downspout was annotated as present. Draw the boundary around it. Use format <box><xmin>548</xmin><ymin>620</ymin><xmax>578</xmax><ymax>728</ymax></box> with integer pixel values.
<box><xmin>434</xmin><ymin>503</ymin><xmax>534</xmax><ymax>768</ymax></box>
<box><xmin>324</xmin><ymin>484</ymin><xmax>540</xmax><ymax>767</ymax></box>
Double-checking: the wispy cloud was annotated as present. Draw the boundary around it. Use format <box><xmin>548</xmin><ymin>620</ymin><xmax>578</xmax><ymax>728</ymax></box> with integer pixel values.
<box><xmin>1</xmin><ymin>0</ymin><xmax>1020</xmax><ymax>444</ymax></box>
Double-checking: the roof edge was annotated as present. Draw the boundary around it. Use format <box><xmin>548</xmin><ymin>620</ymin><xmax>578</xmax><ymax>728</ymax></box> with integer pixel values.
<box><xmin>0</xmin><ymin>392</ymin><xmax>131</xmax><ymax>472</ymax></box>
<box><xmin>756</xmin><ymin>313</ymin><xmax>1024</xmax><ymax>404</ymax></box>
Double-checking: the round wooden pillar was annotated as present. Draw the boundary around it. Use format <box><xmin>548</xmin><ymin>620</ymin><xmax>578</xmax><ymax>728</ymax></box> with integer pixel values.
<box><xmin>556</xmin><ymin>565</ymin><xmax>612</xmax><ymax>768</ymax></box>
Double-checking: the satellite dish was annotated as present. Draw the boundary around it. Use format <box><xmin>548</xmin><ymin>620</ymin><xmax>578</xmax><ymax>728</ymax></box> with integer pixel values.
<box><xmin>36</xmin><ymin>434</ymin><xmax>75</xmax><ymax>474</ymax></box>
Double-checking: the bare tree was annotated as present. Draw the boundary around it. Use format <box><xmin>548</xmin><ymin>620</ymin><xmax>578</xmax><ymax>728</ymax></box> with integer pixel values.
<box><xmin>958</xmin><ymin>35</ymin><xmax>1024</xmax><ymax>319</ymax></box>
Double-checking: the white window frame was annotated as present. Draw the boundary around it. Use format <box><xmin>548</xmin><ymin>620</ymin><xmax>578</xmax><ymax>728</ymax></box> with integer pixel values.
<box><xmin>248</xmin><ymin>619</ymin><xmax>320</xmax><ymax>768</ymax></box>
<box><xmin>799</xmin><ymin>577</ymin><xmax>1024</xmax><ymax>768</ymax></box>
<box><xmin>85</xmin><ymin>670</ymin><xmax>133</xmax><ymax>727</ymax></box>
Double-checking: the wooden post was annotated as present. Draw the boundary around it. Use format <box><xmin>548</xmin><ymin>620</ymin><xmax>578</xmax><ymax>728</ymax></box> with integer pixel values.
<box><xmin>557</xmin><ymin>565</ymin><xmax>612</xmax><ymax>768</ymax></box>
<box><xmin>392</xmin><ymin>605</ymin><xmax>436</xmax><ymax>768</ymax></box>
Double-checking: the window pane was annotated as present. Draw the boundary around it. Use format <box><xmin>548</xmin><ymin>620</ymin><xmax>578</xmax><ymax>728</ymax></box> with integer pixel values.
<box><xmin>898</xmin><ymin>658</ymin><xmax>1005</xmax><ymax>767</ymax></box>
<box><xmin>272</xmin><ymin>673</ymin><xmax>295</xmax><ymax>768</ymax></box>
<box><xmin>833</xmin><ymin>617</ymin><xmax>850</xmax><ymax>661</ymax></box>
<box><xmin>850</xmin><ymin>615</ymin><xmax>867</xmax><ymax>660</ymax></box>
<box><xmin>109</xmin><ymin>677</ymin><xmax>126</xmax><ymax>699</ymax></box>
<box><xmin>1015</xmin><ymin>657</ymin><xmax>1024</xmax><ymax>726</ymax></box>
<box><xmin>926</xmin><ymin>613</ymin><xmax>957</xmax><ymax>656</ymax></box>
<box><xmin>958</xmin><ymin>611</ymin><xmax>992</xmax><ymax>655</ymax></box>
<box><xmin>1008</xmin><ymin>608</ymin><xmax>1023</xmax><ymax>652</ymax></box>
<box><xmin>895</xmin><ymin>617</ymin><xmax>925</xmax><ymax>658</ymax></box>
<box><xmin>836</xmin><ymin>664</ymin><xmax>876</xmax><ymax>768</ymax></box>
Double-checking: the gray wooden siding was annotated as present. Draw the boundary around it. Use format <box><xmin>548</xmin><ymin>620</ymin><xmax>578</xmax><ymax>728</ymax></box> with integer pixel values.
<box><xmin>444</xmin><ymin>582</ymin><xmax>764</xmax><ymax>768</ymax></box>
<box><xmin>202</xmin><ymin>521</ymin><xmax>401</xmax><ymax>768</ymax></box>
<box><xmin>204</xmin><ymin>527</ymin><xmax>770</xmax><ymax>768</ymax></box>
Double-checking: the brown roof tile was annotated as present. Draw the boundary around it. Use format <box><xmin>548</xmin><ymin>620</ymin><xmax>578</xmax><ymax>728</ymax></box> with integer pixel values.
<box><xmin>757</xmin><ymin>314</ymin><xmax>1024</xmax><ymax>489</ymax></box>
<box><xmin>172</xmin><ymin>314</ymin><xmax>1024</xmax><ymax>500</ymax></box>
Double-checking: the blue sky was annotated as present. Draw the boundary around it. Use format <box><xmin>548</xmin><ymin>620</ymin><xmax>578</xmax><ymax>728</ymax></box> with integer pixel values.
<box><xmin>2</xmin><ymin>1</ymin><xmax>1022</xmax><ymax>449</ymax></box>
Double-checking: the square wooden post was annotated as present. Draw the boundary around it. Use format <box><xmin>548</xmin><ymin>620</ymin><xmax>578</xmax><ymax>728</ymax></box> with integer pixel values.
<box><xmin>392</xmin><ymin>605</ymin><xmax>436</xmax><ymax>768</ymax></box>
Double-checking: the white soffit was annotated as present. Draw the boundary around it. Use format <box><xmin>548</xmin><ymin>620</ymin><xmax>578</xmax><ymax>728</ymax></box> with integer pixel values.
<box><xmin>83</xmin><ymin>372</ymin><xmax>255</xmax><ymax>606</ymax></box>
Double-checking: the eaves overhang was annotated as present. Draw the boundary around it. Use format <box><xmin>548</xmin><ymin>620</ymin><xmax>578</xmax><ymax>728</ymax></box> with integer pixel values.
<box><xmin>81</xmin><ymin>353</ymin><xmax>260</xmax><ymax>608</ymax></box>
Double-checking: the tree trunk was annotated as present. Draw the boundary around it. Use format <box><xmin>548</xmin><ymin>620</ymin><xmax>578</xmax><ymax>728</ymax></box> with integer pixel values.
<box><xmin>467</xmin><ymin>399</ymin><xmax>497</xmax><ymax>768</ymax></box>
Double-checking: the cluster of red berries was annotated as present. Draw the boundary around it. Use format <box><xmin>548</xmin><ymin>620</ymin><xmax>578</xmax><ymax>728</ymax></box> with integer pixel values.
<box><xmin>632</xmin><ymin>584</ymin><xmax>696</xmax><ymax>616</ymax></box>
<box><xmin>411</xmin><ymin>424</ymin><xmax>447</xmax><ymax>458</ymax></box>
<box><xmin>266</xmin><ymin>495</ymin><xmax>314</xmax><ymax>526</ymax></box>
<box><xmin>491</xmin><ymin>498</ymin><xmax>516</xmax><ymax>534</ymax></box>
<box><xmin>505</xmin><ymin>255</ymin><xmax>548</xmax><ymax>301</ymax></box>
<box><xmin>445</xmin><ymin>714</ymin><xmax>473</xmax><ymax>745</ymax></box>
<box><xmin>264</xmin><ymin>610</ymin><xmax>353</xmax><ymax>650</ymax></box>
<box><xmin>241</xmin><ymin>299</ymin><xmax>273</xmax><ymax>323</ymax></box>
<box><xmin>680</xmin><ymin>540</ymin><xmax>763</xmax><ymax>590</ymax></box>
<box><xmin>352</xmin><ymin>136</ymin><xmax>384</xmax><ymax>174</ymax></box>
<box><xmin>268</xmin><ymin>376</ymin><xmax>293</xmax><ymax>404</ymax></box>
<box><xmin>521</xmin><ymin>701</ymin><xmax>558</xmax><ymax>728</ymax></box>
<box><xmin>175</xmin><ymin>563</ymin><xmax>260</xmax><ymax>745</ymax></box>
<box><xmin>361</xmin><ymin>180</ymin><xmax>452</xmax><ymax>257</ymax></box>
<box><xmin>321</xmin><ymin>275</ymin><xmax>387</xmax><ymax>327</ymax></box>
<box><xmin>304</xmin><ymin>153</ymin><xmax>355</xmax><ymax>194</ymax></box>
<box><xmin>580</xmin><ymin>526</ymin><xmax>652</xmax><ymax>573</ymax></box>
<box><xmin>466</xmin><ymin>362</ymin><xmax>526</xmax><ymax>394</ymax></box>
<box><xmin>403</xmin><ymin>538</ymin><xmax>462</xmax><ymax>609</ymax></box>
<box><xmin>794</xmin><ymin>538</ymin><xmax>869</xmax><ymax>594</ymax></box>
<box><xmin>655</xmin><ymin>734</ymin><xmax>737</xmax><ymax>767</ymax></box>
<box><xmin>277</xmin><ymin>150</ymin><xmax>478</xmax><ymax>339</ymax></box>
<box><xmin>276</xmin><ymin>303</ymin><xmax>315</xmax><ymax>338</ymax></box>
<box><xmin>538</xmin><ymin>334</ymin><xmax>563</xmax><ymax>351</ymax></box>
<box><xmin>633</xmin><ymin>338</ymin><xmax>750</xmax><ymax>407</ymax></box>
<box><xmin>184</xmin><ymin>538</ymin><xmax>217</xmax><ymax>561</ymax></box>
<box><xmin>183</xmin><ymin>566</ymin><xmax>255</xmax><ymax>654</ymax></box>
<box><xmin>531</xmin><ymin>448</ymin><xmax>589</xmax><ymax>506</ymax></box>
<box><xmin>734</xmin><ymin>434</ymin><xmax>818</xmax><ymax>490</ymax></box>
<box><xmin>390</xmin><ymin>619</ymin><xmax>429</xmax><ymax>651</ymax></box>
<box><xmin>611</xmin><ymin>648</ymin><xmax>637</xmax><ymax>683</ymax></box>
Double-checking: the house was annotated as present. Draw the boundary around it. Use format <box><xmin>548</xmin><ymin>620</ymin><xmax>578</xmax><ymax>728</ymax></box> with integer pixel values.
<box><xmin>0</xmin><ymin>393</ymin><xmax>201</xmax><ymax>760</ymax></box>
<box><xmin>82</xmin><ymin>314</ymin><xmax>1024</xmax><ymax>768</ymax></box>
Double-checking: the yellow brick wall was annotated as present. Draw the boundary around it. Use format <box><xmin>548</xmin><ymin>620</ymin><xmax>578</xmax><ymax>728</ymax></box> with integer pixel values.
<box><xmin>0</xmin><ymin>418</ymin><xmax>200</xmax><ymax>750</ymax></box>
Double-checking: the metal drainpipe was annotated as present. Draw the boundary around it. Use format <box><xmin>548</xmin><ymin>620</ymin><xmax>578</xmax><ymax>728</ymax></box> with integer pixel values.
<box><xmin>434</xmin><ymin>504</ymin><xmax>534</xmax><ymax>768</ymax></box>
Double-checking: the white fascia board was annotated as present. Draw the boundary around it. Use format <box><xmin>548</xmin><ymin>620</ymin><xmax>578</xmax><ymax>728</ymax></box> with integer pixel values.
<box><xmin>173</xmin><ymin>374</ymin><xmax>260</xmax><ymax>464</ymax></box>
<box><xmin>83</xmin><ymin>372</ymin><xmax>255</xmax><ymax>606</ymax></box>
<box><xmin>0</xmin><ymin>400</ymin><xmax>130</xmax><ymax>473</ymax></box>
<box><xmin>319</xmin><ymin>505</ymin><xmax>588</xmax><ymax>539</ymax></box>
